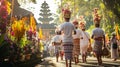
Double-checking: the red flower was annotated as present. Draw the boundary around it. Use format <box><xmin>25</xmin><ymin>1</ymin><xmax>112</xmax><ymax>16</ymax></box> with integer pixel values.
<box><xmin>0</xmin><ymin>6</ymin><xmax>8</xmax><ymax>20</ymax></box>
<box><xmin>11</xmin><ymin>31</ymin><xmax>15</xmax><ymax>36</ymax></box>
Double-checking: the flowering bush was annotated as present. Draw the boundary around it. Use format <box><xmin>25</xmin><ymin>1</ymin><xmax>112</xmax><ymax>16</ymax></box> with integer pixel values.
<box><xmin>26</xmin><ymin>15</ymin><xmax>37</xmax><ymax>40</ymax></box>
<box><xmin>0</xmin><ymin>0</ymin><xmax>11</xmax><ymax>34</ymax></box>
<box><xmin>11</xmin><ymin>18</ymin><xmax>26</xmax><ymax>41</ymax></box>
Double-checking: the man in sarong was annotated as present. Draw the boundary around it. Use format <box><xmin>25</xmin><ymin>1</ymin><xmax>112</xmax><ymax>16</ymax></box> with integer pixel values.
<box><xmin>79</xmin><ymin>20</ymin><xmax>91</xmax><ymax>63</ymax></box>
<box><xmin>59</xmin><ymin>8</ymin><xmax>76</xmax><ymax>67</ymax></box>
<box><xmin>91</xmin><ymin>8</ymin><xmax>105</xmax><ymax>65</ymax></box>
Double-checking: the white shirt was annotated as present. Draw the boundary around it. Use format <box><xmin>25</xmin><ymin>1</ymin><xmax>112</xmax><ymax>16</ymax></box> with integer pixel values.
<box><xmin>52</xmin><ymin>35</ymin><xmax>62</xmax><ymax>43</ymax></box>
<box><xmin>92</xmin><ymin>28</ymin><xmax>105</xmax><ymax>38</ymax></box>
<box><xmin>73</xmin><ymin>29</ymin><xmax>82</xmax><ymax>39</ymax></box>
<box><xmin>48</xmin><ymin>43</ymin><xmax>55</xmax><ymax>51</ymax></box>
<box><xmin>80</xmin><ymin>31</ymin><xmax>90</xmax><ymax>46</ymax></box>
<box><xmin>59</xmin><ymin>22</ymin><xmax>75</xmax><ymax>43</ymax></box>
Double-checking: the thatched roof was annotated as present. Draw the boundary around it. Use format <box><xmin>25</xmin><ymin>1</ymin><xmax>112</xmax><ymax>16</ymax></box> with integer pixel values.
<box><xmin>8</xmin><ymin>0</ymin><xmax>38</xmax><ymax>25</ymax></box>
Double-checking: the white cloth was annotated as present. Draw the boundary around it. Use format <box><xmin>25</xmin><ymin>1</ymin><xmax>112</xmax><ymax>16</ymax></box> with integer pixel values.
<box><xmin>73</xmin><ymin>29</ymin><xmax>82</xmax><ymax>39</ymax></box>
<box><xmin>51</xmin><ymin>35</ymin><xmax>62</xmax><ymax>55</ymax></box>
<box><xmin>110</xmin><ymin>37</ymin><xmax>119</xmax><ymax>59</ymax></box>
<box><xmin>80</xmin><ymin>31</ymin><xmax>90</xmax><ymax>54</ymax></box>
<box><xmin>51</xmin><ymin>35</ymin><xmax>62</xmax><ymax>43</ymax></box>
<box><xmin>59</xmin><ymin>22</ymin><xmax>75</xmax><ymax>43</ymax></box>
<box><xmin>92</xmin><ymin>27</ymin><xmax>105</xmax><ymax>54</ymax></box>
<box><xmin>48</xmin><ymin>43</ymin><xmax>54</xmax><ymax>50</ymax></box>
<box><xmin>111</xmin><ymin>48</ymin><xmax>119</xmax><ymax>59</ymax></box>
<box><xmin>80</xmin><ymin>31</ymin><xmax>90</xmax><ymax>47</ymax></box>
<box><xmin>48</xmin><ymin>43</ymin><xmax>55</xmax><ymax>56</ymax></box>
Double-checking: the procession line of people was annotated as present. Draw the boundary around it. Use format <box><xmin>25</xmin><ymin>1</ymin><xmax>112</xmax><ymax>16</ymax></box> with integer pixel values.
<box><xmin>49</xmin><ymin>7</ymin><xmax>119</xmax><ymax>67</ymax></box>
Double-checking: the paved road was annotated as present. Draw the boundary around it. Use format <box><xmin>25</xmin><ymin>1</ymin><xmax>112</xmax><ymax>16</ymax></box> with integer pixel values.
<box><xmin>35</xmin><ymin>56</ymin><xmax>120</xmax><ymax>67</ymax></box>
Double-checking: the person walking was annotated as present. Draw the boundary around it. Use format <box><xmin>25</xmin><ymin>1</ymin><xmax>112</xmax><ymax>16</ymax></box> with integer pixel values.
<box><xmin>79</xmin><ymin>20</ymin><xmax>91</xmax><ymax>63</ymax></box>
<box><xmin>58</xmin><ymin>8</ymin><xmax>76</xmax><ymax>67</ymax></box>
<box><xmin>92</xmin><ymin>23</ymin><xmax>105</xmax><ymax>65</ymax></box>
<box><xmin>91</xmin><ymin>8</ymin><xmax>105</xmax><ymax>65</ymax></box>
<box><xmin>72</xmin><ymin>20</ymin><xmax>82</xmax><ymax>64</ymax></box>
<box><xmin>48</xmin><ymin>42</ymin><xmax>55</xmax><ymax>57</ymax></box>
<box><xmin>110</xmin><ymin>32</ymin><xmax>119</xmax><ymax>61</ymax></box>
<box><xmin>51</xmin><ymin>31</ymin><xmax>62</xmax><ymax>62</ymax></box>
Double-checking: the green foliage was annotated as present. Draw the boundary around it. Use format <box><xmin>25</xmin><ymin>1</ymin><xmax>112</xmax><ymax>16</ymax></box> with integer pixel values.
<box><xmin>0</xmin><ymin>34</ymin><xmax>4</xmax><ymax>46</ymax></box>
<box><xmin>86</xmin><ymin>25</ymin><xmax>95</xmax><ymax>35</ymax></box>
<box><xmin>19</xmin><ymin>36</ymin><xmax>28</xmax><ymax>48</ymax></box>
<box><xmin>52</xmin><ymin>0</ymin><xmax>120</xmax><ymax>36</ymax></box>
<box><xmin>0</xmin><ymin>39</ymin><xmax>11</xmax><ymax>58</ymax></box>
<box><xmin>103</xmin><ymin>0</ymin><xmax>120</xmax><ymax>19</ymax></box>
<box><xmin>100</xmin><ymin>3</ymin><xmax>105</xmax><ymax>9</ymax></box>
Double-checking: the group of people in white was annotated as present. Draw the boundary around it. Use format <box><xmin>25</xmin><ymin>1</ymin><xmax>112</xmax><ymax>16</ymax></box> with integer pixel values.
<box><xmin>49</xmin><ymin>15</ymin><xmax>91</xmax><ymax>66</ymax></box>
<box><xmin>48</xmin><ymin>8</ymin><xmax>119</xmax><ymax>67</ymax></box>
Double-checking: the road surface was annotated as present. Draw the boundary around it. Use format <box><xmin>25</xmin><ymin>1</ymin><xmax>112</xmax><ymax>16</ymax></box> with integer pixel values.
<box><xmin>35</xmin><ymin>56</ymin><xmax>120</xmax><ymax>67</ymax></box>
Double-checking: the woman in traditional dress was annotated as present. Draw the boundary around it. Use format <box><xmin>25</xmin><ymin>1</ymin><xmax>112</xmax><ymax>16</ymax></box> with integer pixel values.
<box><xmin>72</xmin><ymin>20</ymin><xmax>82</xmax><ymax>64</ymax></box>
<box><xmin>79</xmin><ymin>20</ymin><xmax>91</xmax><ymax>63</ymax></box>
<box><xmin>110</xmin><ymin>32</ymin><xmax>119</xmax><ymax>61</ymax></box>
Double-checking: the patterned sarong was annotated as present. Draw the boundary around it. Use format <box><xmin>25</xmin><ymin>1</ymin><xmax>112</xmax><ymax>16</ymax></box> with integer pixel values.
<box><xmin>93</xmin><ymin>41</ymin><xmax>103</xmax><ymax>55</ymax></box>
<box><xmin>54</xmin><ymin>43</ymin><xmax>61</xmax><ymax>55</ymax></box>
<box><xmin>63</xmin><ymin>42</ymin><xmax>73</xmax><ymax>60</ymax></box>
<box><xmin>73</xmin><ymin>38</ymin><xmax>80</xmax><ymax>56</ymax></box>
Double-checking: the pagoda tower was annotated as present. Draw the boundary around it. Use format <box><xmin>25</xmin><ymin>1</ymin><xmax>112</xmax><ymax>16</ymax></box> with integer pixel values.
<box><xmin>38</xmin><ymin>1</ymin><xmax>53</xmax><ymax>24</ymax></box>
<box><xmin>38</xmin><ymin>1</ymin><xmax>56</xmax><ymax>40</ymax></box>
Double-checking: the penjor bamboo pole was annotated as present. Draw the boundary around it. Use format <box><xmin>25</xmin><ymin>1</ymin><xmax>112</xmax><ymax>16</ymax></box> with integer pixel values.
<box><xmin>9</xmin><ymin>0</ymin><xmax>14</xmax><ymax>39</ymax></box>
<box><xmin>10</xmin><ymin>0</ymin><xmax>14</xmax><ymax>22</ymax></box>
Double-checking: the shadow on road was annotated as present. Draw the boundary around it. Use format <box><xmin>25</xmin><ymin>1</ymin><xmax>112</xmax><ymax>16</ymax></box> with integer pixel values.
<box><xmin>35</xmin><ymin>59</ymin><xmax>56</xmax><ymax>67</ymax></box>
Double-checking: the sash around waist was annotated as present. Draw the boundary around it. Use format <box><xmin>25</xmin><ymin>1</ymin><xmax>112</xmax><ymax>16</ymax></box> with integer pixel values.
<box><xmin>73</xmin><ymin>38</ymin><xmax>80</xmax><ymax>43</ymax></box>
<box><xmin>94</xmin><ymin>37</ymin><xmax>103</xmax><ymax>41</ymax></box>
<box><xmin>54</xmin><ymin>42</ymin><xmax>61</xmax><ymax>45</ymax></box>
<box><xmin>74</xmin><ymin>38</ymin><xmax>80</xmax><ymax>40</ymax></box>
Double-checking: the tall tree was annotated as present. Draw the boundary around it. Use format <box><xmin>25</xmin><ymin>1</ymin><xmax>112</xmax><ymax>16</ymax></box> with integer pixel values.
<box><xmin>54</xmin><ymin>0</ymin><xmax>119</xmax><ymax>35</ymax></box>
<box><xmin>103</xmin><ymin>0</ymin><xmax>120</xmax><ymax>19</ymax></box>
